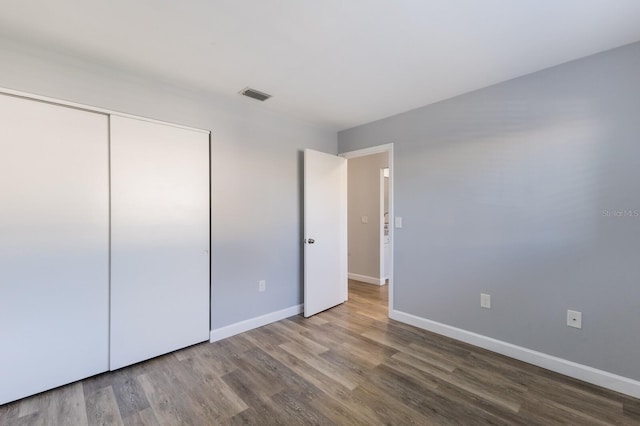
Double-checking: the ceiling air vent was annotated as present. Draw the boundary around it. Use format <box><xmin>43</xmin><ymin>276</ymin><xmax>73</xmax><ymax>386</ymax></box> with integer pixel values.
<box><xmin>240</xmin><ymin>87</ymin><xmax>272</xmax><ymax>102</ymax></box>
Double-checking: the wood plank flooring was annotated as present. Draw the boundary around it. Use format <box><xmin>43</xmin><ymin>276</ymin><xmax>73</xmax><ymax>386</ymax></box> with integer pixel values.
<box><xmin>2</xmin><ymin>280</ymin><xmax>639</xmax><ymax>425</ymax></box>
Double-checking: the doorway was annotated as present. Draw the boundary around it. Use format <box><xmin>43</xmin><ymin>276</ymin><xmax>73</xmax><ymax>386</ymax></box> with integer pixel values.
<box><xmin>340</xmin><ymin>144</ymin><xmax>394</xmax><ymax>313</ymax></box>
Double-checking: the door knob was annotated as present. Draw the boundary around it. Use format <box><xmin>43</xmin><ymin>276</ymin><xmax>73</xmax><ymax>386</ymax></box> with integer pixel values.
<box><xmin>307</xmin><ymin>238</ymin><xmax>315</xmax><ymax>244</ymax></box>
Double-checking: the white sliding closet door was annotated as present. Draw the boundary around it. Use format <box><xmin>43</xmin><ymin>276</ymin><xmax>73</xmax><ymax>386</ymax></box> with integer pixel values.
<box><xmin>0</xmin><ymin>94</ymin><xmax>109</xmax><ymax>405</ymax></box>
<box><xmin>110</xmin><ymin>116</ymin><xmax>210</xmax><ymax>370</ymax></box>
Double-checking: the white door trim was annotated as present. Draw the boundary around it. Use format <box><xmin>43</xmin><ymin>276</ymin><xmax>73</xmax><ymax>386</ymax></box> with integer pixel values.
<box><xmin>380</xmin><ymin>168</ymin><xmax>386</xmax><ymax>282</ymax></box>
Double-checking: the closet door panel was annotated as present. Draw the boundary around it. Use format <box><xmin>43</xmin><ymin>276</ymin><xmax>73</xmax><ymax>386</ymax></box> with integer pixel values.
<box><xmin>110</xmin><ymin>116</ymin><xmax>210</xmax><ymax>370</ymax></box>
<box><xmin>0</xmin><ymin>94</ymin><xmax>109</xmax><ymax>405</ymax></box>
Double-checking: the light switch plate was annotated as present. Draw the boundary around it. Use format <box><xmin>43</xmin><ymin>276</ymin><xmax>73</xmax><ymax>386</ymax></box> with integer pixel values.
<box><xmin>481</xmin><ymin>293</ymin><xmax>491</xmax><ymax>309</ymax></box>
<box><xmin>361</xmin><ymin>215</ymin><xmax>368</xmax><ymax>224</ymax></box>
<box><xmin>395</xmin><ymin>217</ymin><xmax>403</xmax><ymax>228</ymax></box>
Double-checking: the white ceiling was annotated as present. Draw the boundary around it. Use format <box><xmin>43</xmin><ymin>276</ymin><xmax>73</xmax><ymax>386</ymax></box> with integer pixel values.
<box><xmin>1</xmin><ymin>1</ymin><xmax>640</xmax><ymax>131</ymax></box>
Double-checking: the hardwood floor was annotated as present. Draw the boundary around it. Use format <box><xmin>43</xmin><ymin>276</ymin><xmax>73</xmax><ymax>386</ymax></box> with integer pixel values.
<box><xmin>2</xmin><ymin>280</ymin><xmax>639</xmax><ymax>425</ymax></box>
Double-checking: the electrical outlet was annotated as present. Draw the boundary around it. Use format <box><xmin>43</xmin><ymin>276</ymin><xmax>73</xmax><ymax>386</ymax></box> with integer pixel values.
<box><xmin>361</xmin><ymin>215</ymin><xmax>368</xmax><ymax>224</ymax></box>
<box><xmin>481</xmin><ymin>293</ymin><xmax>491</xmax><ymax>309</ymax></box>
<box><xmin>567</xmin><ymin>310</ymin><xmax>582</xmax><ymax>329</ymax></box>
<box><xmin>258</xmin><ymin>280</ymin><xmax>266</xmax><ymax>292</ymax></box>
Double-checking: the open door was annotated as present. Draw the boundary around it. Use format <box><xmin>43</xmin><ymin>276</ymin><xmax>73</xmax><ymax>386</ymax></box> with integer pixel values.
<box><xmin>304</xmin><ymin>149</ymin><xmax>348</xmax><ymax>317</ymax></box>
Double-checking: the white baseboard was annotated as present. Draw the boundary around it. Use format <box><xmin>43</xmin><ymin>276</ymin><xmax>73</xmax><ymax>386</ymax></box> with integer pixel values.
<box><xmin>390</xmin><ymin>309</ymin><xmax>640</xmax><ymax>399</ymax></box>
<box><xmin>210</xmin><ymin>304</ymin><xmax>303</xmax><ymax>343</ymax></box>
<box><xmin>348</xmin><ymin>272</ymin><xmax>385</xmax><ymax>286</ymax></box>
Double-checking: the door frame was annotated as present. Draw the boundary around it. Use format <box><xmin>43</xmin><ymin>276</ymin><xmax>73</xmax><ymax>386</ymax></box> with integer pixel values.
<box><xmin>339</xmin><ymin>143</ymin><xmax>394</xmax><ymax>314</ymax></box>
<box><xmin>380</xmin><ymin>167</ymin><xmax>388</xmax><ymax>282</ymax></box>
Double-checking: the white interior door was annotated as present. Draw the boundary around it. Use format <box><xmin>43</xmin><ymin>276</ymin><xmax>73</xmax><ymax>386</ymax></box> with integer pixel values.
<box><xmin>0</xmin><ymin>94</ymin><xmax>109</xmax><ymax>404</ymax></box>
<box><xmin>110</xmin><ymin>116</ymin><xmax>210</xmax><ymax>370</ymax></box>
<box><xmin>304</xmin><ymin>149</ymin><xmax>348</xmax><ymax>317</ymax></box>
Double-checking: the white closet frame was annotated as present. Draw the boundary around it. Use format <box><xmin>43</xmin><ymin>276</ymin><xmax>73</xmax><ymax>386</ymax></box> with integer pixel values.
<box><xmin>0</xmin><ymin>86</ymin><xmax>209</xmax><ymax>135</ymax></box>
<box><xmin>0</xmin><ymin>86</ymin><xmax>211</xmax><ymax>405</ymax></box>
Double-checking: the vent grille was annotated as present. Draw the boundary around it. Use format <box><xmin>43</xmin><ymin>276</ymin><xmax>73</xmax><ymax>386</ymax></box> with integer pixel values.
<box><xmin>240</xmin><ymin>87</ymin><xmax>272</xmax><ymax>101</ymax></box>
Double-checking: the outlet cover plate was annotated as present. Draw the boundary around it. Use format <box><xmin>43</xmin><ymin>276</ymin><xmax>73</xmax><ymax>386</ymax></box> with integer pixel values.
<box><xmin>567</xmin><ymin>310</ymin><xmax>582</xmax><ymax>329</ymax></box>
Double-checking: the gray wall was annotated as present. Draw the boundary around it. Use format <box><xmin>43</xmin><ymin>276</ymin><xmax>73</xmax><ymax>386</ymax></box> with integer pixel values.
<box><xmin>0</xmin><ymin>36</ymin><xmax>337</xmax><ymax>330</ymax></box>
<box><xmin>339</xmin><ymin>42</ymin><xmax>640</xmax><ymax>380</ymax></box>
<box><xmin>347</xmin><ymin>153</ymin><xmax>388</xmax><ymax>280</ymax></box>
